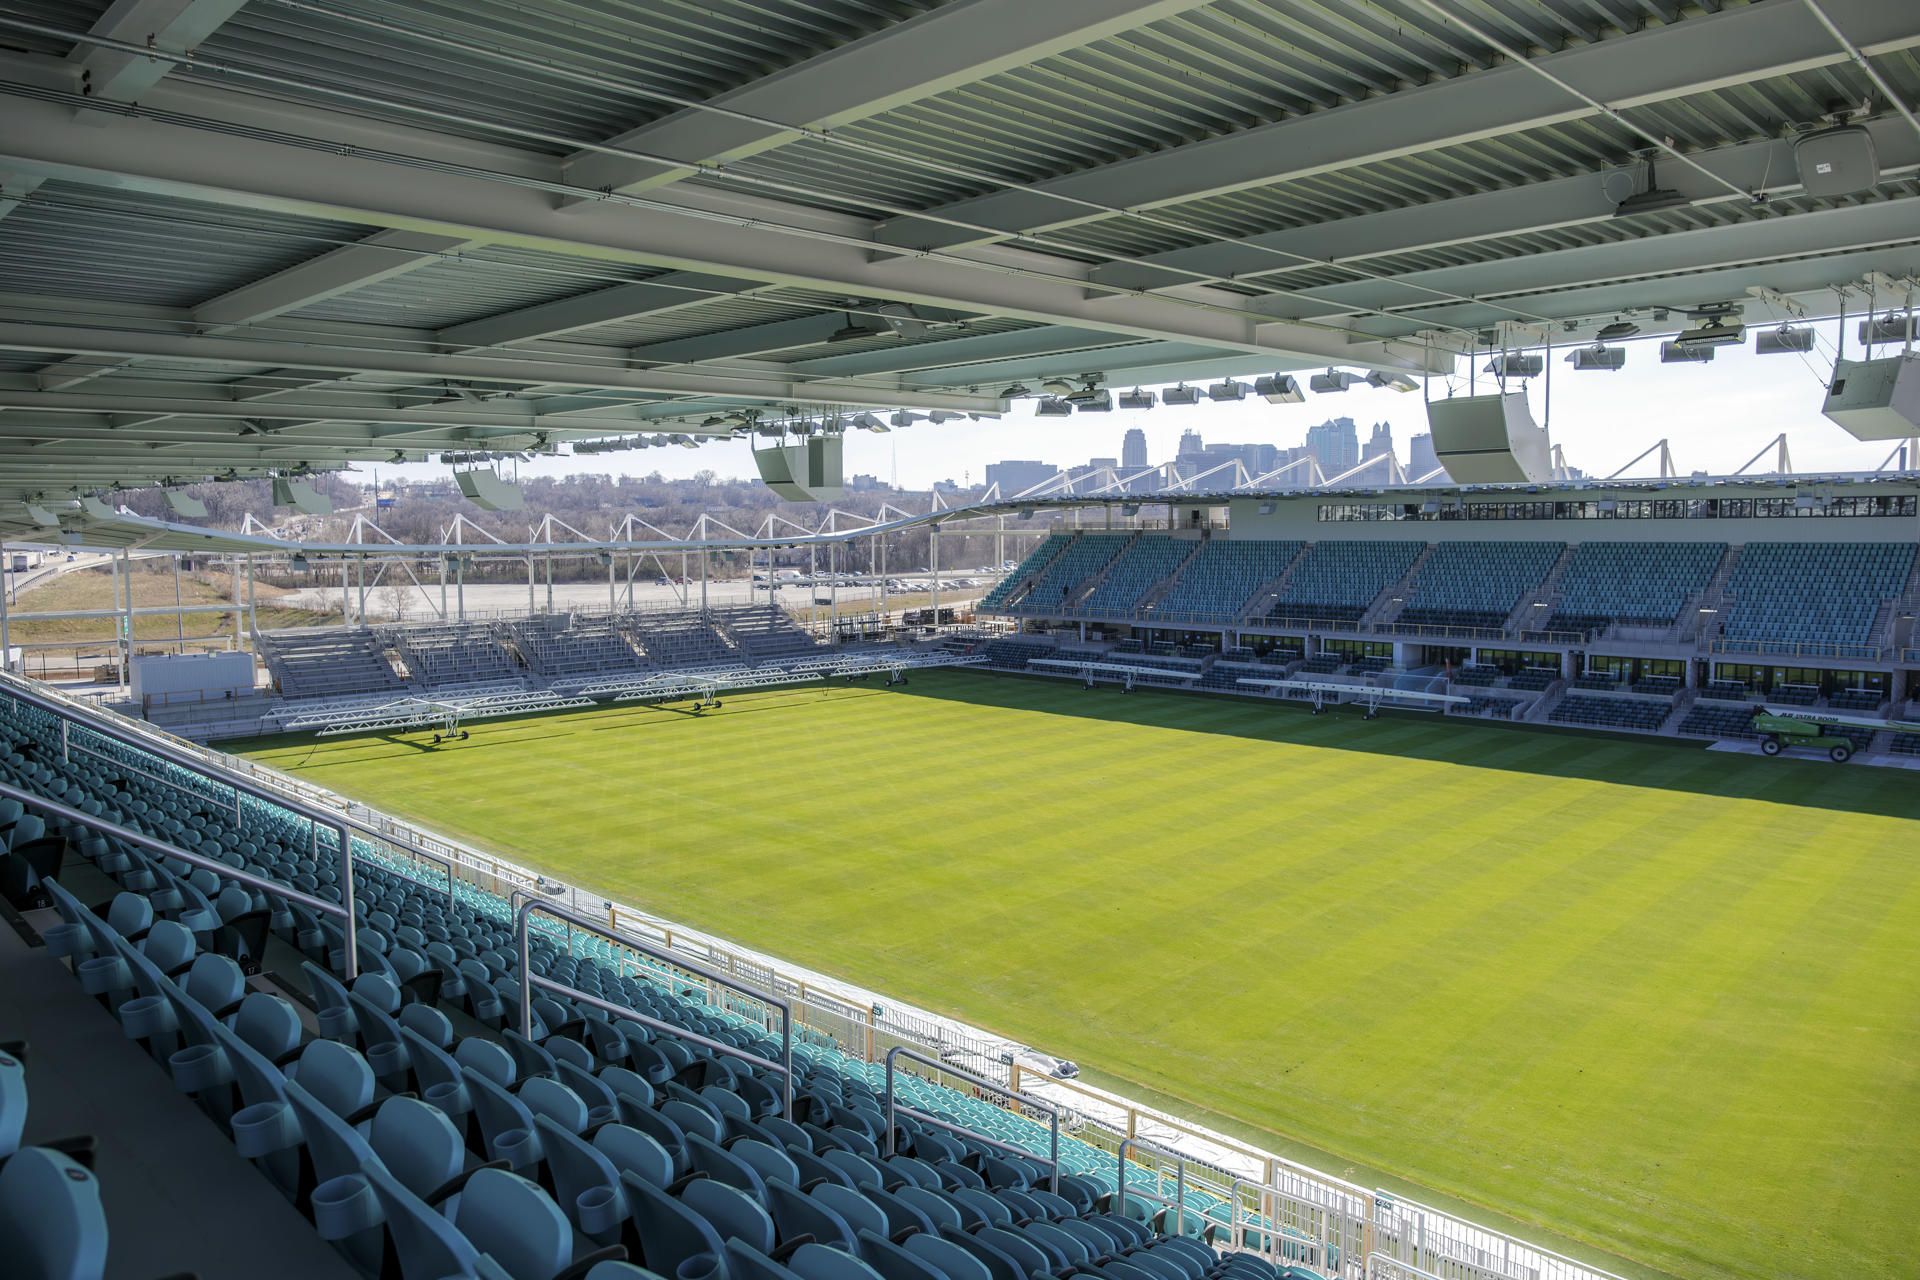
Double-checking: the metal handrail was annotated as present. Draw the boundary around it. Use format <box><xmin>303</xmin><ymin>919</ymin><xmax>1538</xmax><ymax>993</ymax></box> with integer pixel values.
<box><xmin>1365</xmin><ymin>1255</ymin><xmax>1448</xmax><ymax>1280</ymax></box>
<box><xmin>0</xmin><ymin>673</ymin><xmax>361</xmax><ymax>979</ymax></box>
<box><xmin>514</xmin><ymin>899</ymin><xmax>794</xmax><ymax>1119</ymax></box>
<box><xmin>5</xmin><ymin>671</ymin><xmax>462</xmax><ymax>909</ymax></box>
<box><xmin>1214</xmin><ymin>1176</ymin><xmax>1337</xmax><ymax>1273</ymax></box>
<box><xmin>0</xmin><ymin>780</ymin><xmax>358</xmax><ymax>976</ymax></box>
<box><xmin>882</xmin><ymin>1045</ymin><xmax>1060</xmax><ymax>1193</ymax></box>
<box><xmin>1116</xmin><ymin>1136</ymin><xmax>1186</xmax><ymax>1231</ymax></box>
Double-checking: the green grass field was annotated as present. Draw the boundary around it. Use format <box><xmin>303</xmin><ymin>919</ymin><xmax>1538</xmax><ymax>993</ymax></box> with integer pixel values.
<box><xmin>236</xmin><ymin>671</ymin><xmax>1920</xmax><ymax>1280</ymax></box>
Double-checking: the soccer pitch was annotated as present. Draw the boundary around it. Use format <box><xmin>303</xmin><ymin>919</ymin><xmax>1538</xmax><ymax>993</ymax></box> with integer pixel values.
<box><xmin>236</xmin><ymin>671</ymin><xmax>1920</xmax><ymax>1280</ymax></box>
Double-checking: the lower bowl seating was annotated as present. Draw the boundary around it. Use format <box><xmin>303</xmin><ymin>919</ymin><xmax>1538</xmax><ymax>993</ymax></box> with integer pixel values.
<box><xmin>0</xmin><ymin>687</ymin><xmax>1319</xmax><ymax>1280</ymax></box>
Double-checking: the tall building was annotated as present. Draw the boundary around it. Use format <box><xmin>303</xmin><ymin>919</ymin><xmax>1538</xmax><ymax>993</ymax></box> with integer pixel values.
<box><xmin>1408</xmin><ymin>432</ymin><xmax>1440</xmax><ymax>479</ymax></box>
<box><xmin>1304</xmin><ymin>416</ymin><xmax>1360</xmax><ymax>477</ymax></box>
<box><xmin>1362</xmin><ymin>422</ymin><xmax>1393</xmax><ymax>463</ymax></box>
<box><xmin>984</xmin><ymin>459</ymin><xmax>1059</xmax><ymax>496</ymax></box>
<box><xmin>1121</xmin><ymin>427</ymin><xmax>1148</xmax><ymax>469</ymax></box>
<box><xmin>1177</xmin><ymin>429</ymin><xmax>1203</xmax><ymax>456</ymax></box>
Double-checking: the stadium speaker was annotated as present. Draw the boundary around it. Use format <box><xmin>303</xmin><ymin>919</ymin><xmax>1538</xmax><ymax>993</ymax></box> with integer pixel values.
<box><xmin>1821</xmin><ymin>354</ymin><xmax>1920</xmax><ymax>440</ymax></box>
<box><xmin>166</xmin><ymin>491</ymin><xmax>209</xmax><ymax>519</ymax></box>
<box><xmin>453</xmin><ymin>469</ymin><xmax>523</xmax><ymax>512</ymax></box>
<box><xmin>1794</xmin><ymin>125</ymin><xmax>1878</xmax><ymax>198</ymax></box>
<box><xmin>804</xmin><ymin>435</ymin><xmax>844</xmax><ymax>500</ymax></box>
<box><xmin>272</xmin><ymin>477</ymin><xmax>335</xmax><ymax>515</ymax></box>
<box><xmin>753</xmin><ymin>443</ymin><xmax>813</xmax><ymax>502</ymax></box>
<box><xmin>1425</xmin><ymin>391</ymin><xmax>1553</xmax><ymax>483</ymax></box>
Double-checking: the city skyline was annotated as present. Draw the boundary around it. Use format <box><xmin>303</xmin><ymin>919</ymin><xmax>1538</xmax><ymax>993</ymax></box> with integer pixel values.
<box><xmin>370</xmin><ymin>317</ymin><xmax>1907</xmax><ymax>493</ymax></box>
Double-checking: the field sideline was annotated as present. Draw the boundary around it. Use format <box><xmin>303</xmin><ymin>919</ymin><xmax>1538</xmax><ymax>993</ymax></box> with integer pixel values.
<box><xmin>236</xmin><ymin>671</ymin><xmax>1920</xmax><ymax>1280</ymax></box>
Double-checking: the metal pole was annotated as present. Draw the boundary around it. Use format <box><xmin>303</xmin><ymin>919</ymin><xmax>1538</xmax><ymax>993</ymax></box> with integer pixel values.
<box><xmin>246</xmin><ymin>554</ymin><xmax>257</xmax><ymax>641</ymax></box>
<box><xmin>341</xmin><ymin>553</ymin><xmax>350</xmax><ymax>627</ymax></box>
<box><xmin>173</xmin><ymin>554</ymin><xmax>185</xmax><ymax>654</ymax></box>
<box><xmin>930</xmin><ymin>526</ymin><xmax>941</xmax><ymax>624</ymax></box>
<box><xmin>456</xmin><ymin>555</ymin><xmax>465</xmax><ymax>621</ymax></box>
<box><xmin>120</xmin><ymin>548</ymin><xmax>134</xmax><ymax>687</ymax></box>
<box><xmin>0</xmin><ymin>546</ymin><xmax>10</xmax><ymax>673</ymax></box>
<box><xmin>700</xmin><ymin>543</ymin><xmax>708</xmax><ymax>612</ymax></box>
<box><xmin>356</xmin><ymin>553</ymin><xmax>366</xmax><ymax>624</ymax></box>
<box><xmin>440</xmin><ymin>552</ymin><xmax>447</xmax><ymax>619</ymax></box>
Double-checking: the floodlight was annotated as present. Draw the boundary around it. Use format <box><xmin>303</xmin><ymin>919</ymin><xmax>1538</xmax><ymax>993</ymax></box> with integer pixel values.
<box><xmin>1309</xmin><ymin>369</ymin><xmax>1357</xmax><ymax>393</ymax></box>
<box><xmin>1118</xmin><ymin>388</ymin><xmax>1156</xmax><ymax>409</ymax></box>
<box><xmin>1860</xmin><ymin>313</ymin><xmax>1917</xmax><ymax>345</ymax></box>
<box><xmin>700</xmin><ymin>416</ymin><xmax>725</xmax><ymax>429</ymax></box>
<box><xmin>1659</xmin><ymin>341</ymin><xmax>1715</xmax><ymax>363</ymax></box>
<box><xmin>1075</xmin><ymin>390</ymin><xmax>1113</xmax><ymax>412</ymax></box>
<box><xmin>890</xmin><ymin>410</ymin><xmax>925</xmax><ymax>428</ymax></box>
<box><xmin>1254</xmin><ymin>374</ymin><xmax>1304</xmax><ymax>403</ymax></box>
<box><xmin>1566</xmin><ymin>344</ymin><xmax>1627</xmax><ymax>371</ymax></box>
<box><xmin>927</xmin><ymin>410</ymin><xmax>965</xmax><ymax>423</ymax></box>
<box><xmin>1040</xmin><ymin>378</ymin><xmax>1076</xmax><ymax>395</ymax></box>
<box><xmin>829</xmin><ymin>311</ymin><xmax>885</xmax><ymax>342</ymax></box>
<box><xmin>288</xmin><ymin>553</ymin><xmax>310</xmax><ymax>572</ymax></box>
<box><xmin>1365</xmin><ymin>371</ymin><xmax>1419</xmax><ymax>393</ymax></box>
<box><xmin>967</xmin><ymin>412</ymin><xmax>1002</xmax><ymax>421</ymax></box>
<box><xmin>1755</xmin><ymin>326</ymin><xmax>1815</xmax><ymax>355</ymax></box>
<box><xmin>998</xmin><ymin>383</ymin><xmax>1032</xmax><ymax>398</ymax></box>
<box><xmin>1207</xmin><ymin>379</ymin><xmax>1248</xmax><ymax>402</ymax></box>
<box><xmin>1161</xmin><ymin>383</ymin><xmax>1201</xmax><ymax>406</ymax></box>
<box><xmin>1596</xmin><ymin>320</ymin><xmax>1641</xmax><ymax>340</ymax></box>
<box><xmin>1674</xmin><ymin>320</ymin><xmax>1745</xmax><ymax>348</ymax></box>
<box><xmin>875</xmin><ymin>303</ymin><xmax>927</xmax><ymax>339</ymax></box>
<box><xmin>1034</xmin><ymin>397</ymin><xmax>1073</xmax><ymax>417</ymax></box>
<box><xmin>852</xmin><ymin>412</ymin><xmax>888</xmax><ymax>432</ymax></box>
<box><xmin>1483</xmin><ymin>353</ymin><xmax>1544</xmax><ymax>378</ymax></box>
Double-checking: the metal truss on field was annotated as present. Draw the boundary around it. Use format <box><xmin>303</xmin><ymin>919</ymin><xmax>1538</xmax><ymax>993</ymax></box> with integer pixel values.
<box><xmin>574</xmin><ymin>649</ymin><xmax>984</xmax><ymax>707</ymax></box>
<box><xmin>283</xmin><ymin>687</ymin><xmax>595</xmax><ymax>737</ymax></box>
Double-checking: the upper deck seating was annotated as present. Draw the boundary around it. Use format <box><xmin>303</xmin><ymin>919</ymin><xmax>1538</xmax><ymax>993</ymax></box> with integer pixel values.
<box><xmin>1267</xmin><ymin>541</ymin><xmax>1421</xmax><ymax>623</ymax></box>
<box><xmin>1150</xmin><ymin>541</ymin><xmax>1304</xmax><ymax>621</ymax></box>
<box><xmin>1719</xmin><ymin>542</ymin><xmax>1916</xmax><ymax>651</ymax></box>
<box><xmin>1542</xmin><ymin>542</ymin><xmax>1726</xmax><ymax>636</ymax></box>
<box><xmin>1396</xmin><ymin>542</ymin><xmax>1562</xmax><ymax>631</ymax></box>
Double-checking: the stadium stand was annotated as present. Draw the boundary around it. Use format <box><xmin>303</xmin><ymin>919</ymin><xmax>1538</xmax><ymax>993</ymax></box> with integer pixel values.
<box><xmin>977</xmin><ymin>534</ymin><xmax>1071</xmax><ymax>611</ymax></box>
<box><xmin>1150</xmin><ymin>541</ymin><xmax>1304</xmax><ymax>621</ymax></box>
<box><xmin>1298</xmin><ymin>655</ymin><xmax>1342</xmax><ymax>675</ymax></box>
<box><xmin>1078</xmin><ymin>538</ymin><xmax>1193</xmax><ymax>615</ymax></box>
<box><xmin>1542</xmin><ymin>542</ymin><xmax>1725</xmax><ymax>637</ymax></box>
<box><xmin>506</xmin><ymin>613</ymin><xmax>653</xmax><ymax>687</ymax></box>
<box><xmin>1679</xmin><ymin>703</ymin><xmax>1760</xmax><ymax>740</ymax></box>
<box><xmin>0</xmin><ymin>683</ymin><xmax>1304</xmax><ymax>1280</ymax></box>
<box><xmin>1549</xmin><ymin>694</ymin><xmax>1673</xmax><ymax>732</ymax></box>
<box><xmin>1717</xmin><ymin>542</ymin><xmax>1917</xmax><ymax>652</ymax></box>
<box><xmin>256</xmin><ymin>629</ymin><xmax>407</xmax><ymax>701</ymax></box>
<box><xmin>1700</xmin><ymin>681</ymin><xmax>1751</xmax><ymax>702</ymax></box>
<box><xmin>1394</xmin><ymin>542</ymin><xmax>1562</xmax><ymax>631</ymax></box>
<box><xmin>1508</xmin><ymin>669</ymin><xmax>1558</xmax><ymax>692</ymax></box>
<box><xmin>1462</xmin><ymin>695</ymin><xmax>1523</xmax><ymax>720</ymax></box>
<box><xmin>389</xmin><ymin>621</ymin><xmax>524</xmax><ymax>690</ymax></box>
<box><xmin>1003</xmin><ymin>534</ymin><xmax>1131</xmax><ymax>615</ymax></box>
<box><xmin>980</xmin><ymin>638</ymin><xmax>1052</xmax><ymax>670</ymax></box>
<box><xmin>1827</xmin><ymin>688</ymin><xmax>1884</xmax><ymax>712</ymax></box>
<box><xmin>1891</xmin><ymin>733</ymin><xmax>1920</xmax><ymax>758</ymax></box>
<box><xmin>1267</xmin><ymin>542</ymin><xmax>1421</xmax><ymax>624</ymax></box>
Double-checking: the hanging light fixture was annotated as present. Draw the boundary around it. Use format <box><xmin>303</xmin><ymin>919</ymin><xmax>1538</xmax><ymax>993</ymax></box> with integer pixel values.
<box><xmin>1254</xmin><ymin>374</ymin><xmax>1304</xmax><ymax>403</ymax></box>
<box><xmin>1161</xmin><ymin>383</ymin><xmax>1201</xmax><ymax>406</ymax></box>
<box><xmin>1309</xmin><ymin>369</ymin><xmax>1358</xmax><ymax>393</ymax></box>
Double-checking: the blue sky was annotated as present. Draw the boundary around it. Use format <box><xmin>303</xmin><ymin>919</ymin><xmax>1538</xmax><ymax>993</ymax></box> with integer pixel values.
<box><xmin>379</xmin><ymin>316</ymin><xmax>1915</xmax><ymax>492</ymax></box>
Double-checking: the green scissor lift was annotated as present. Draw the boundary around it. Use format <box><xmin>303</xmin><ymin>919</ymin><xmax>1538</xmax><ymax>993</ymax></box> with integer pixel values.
<box><xmin>1750</xmin><ymin>706</ymin><xmax>1920</xmax><ymax>763</ymax></box>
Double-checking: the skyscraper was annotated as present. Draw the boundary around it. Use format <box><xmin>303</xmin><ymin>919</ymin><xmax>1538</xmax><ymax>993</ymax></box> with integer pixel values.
<box><xmin>1303</xmin><ymin>417</ymin><xmax>1360</xmax><ymax>477</ymax></box>
<box><xmin>1121</xmin><ymin>427</ymin><xmax>1148</xmax><ymax>469</ymax></box>
<box><xmin>1177</xmin><ymin>429</ymin><xmax>1203</xmax><ymax>456</ymax></box>
<box><xmin>1408</xmin><ymin>432</ymin><xmax>1440</xmax><ymax>479</ymax></box>
<box><xmin>1362</xmin><ymin>421</ymin><xmax>1393</xmax><ymax>463</ymax></box>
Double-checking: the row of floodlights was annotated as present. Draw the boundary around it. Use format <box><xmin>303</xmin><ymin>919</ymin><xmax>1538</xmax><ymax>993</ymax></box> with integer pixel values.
<box><xmin>1021</xmin><ymin>368</ymin><xmax>1418</xmax><ymax>416</ymax></box>
<box><xmin>1514</xmin><ymin>314</ymin><xmax>1915</xmax><ymax>373</ymax></box>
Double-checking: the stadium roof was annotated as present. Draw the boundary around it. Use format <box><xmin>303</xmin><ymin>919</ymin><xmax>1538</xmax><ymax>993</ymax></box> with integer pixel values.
<box><xmin>0</xmin><ymin>0</ymin><xmax>1916</xmax><ymax>501</ymax></box>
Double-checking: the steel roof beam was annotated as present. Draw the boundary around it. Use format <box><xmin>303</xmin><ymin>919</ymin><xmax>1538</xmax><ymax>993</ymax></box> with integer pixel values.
<box><xmin>1259</xmin><ymin>196</ymin><xmax>1920</xmax><ymax>323</ymax></box>
<box><xmin>71</xmin><ymin>0</ymin><xmax>252</xmax><ymax>108</ymax></box>
<box><xmin>871</xmin><ymin>0</ymin><xmax>1920</xmax><ymax>253</ymax></box>
<box><xmin>560</xmin><ymin>0</ymin><xmax>1209</xmax><ymax>201</ymax></box>
<box><xmin>192</xmin><ymin>228</ymin><xmax>480</xmax><ymax>327</ymax></box>
<box><xmin>786</xmin><ymin>326</ymin><xmax>1140</xmax><ymax>378</ymax></box>
<box><xmin>0</xmin><ymin>322</ymin><xmax>1007</xmax><ymax>413</ymax></box>
<box><xmin>0</xmin><ymin>91</ymin><xmax>1438</xmax><ymax>374</ymax></box>
<box><xmin>435</xmin><ymin>271</ymin><xmax>753</xmax><ymax>350</ymax></box>
<box><xmin>1089</xmin><ymin>120</ymin><xmax>1920</xmax><ymax>293</ymax></box>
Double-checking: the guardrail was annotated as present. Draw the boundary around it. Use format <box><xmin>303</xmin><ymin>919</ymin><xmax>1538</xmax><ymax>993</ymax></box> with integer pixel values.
<box><xmin>883</xmin><ymin>1046</ymin><xmax>1060</xmax><ymax>1193</ymax></box>
<box><xmin>513</xmin><ymin>899</ymin><xmax>794</xmax><ymax>1120</ymax></box>
<box><xmin>1709</xmin><ymin>638</ymin><xmax>1889</xmax><ymax>661</ymax></box>
<box><xmin>0</xmin><ymin>780</ymin><xmax>361</xmax><ymax>980</ymax></box>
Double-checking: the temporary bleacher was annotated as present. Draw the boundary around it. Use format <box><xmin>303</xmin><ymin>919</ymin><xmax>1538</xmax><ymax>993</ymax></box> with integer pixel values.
<box><xmin>1077</xmin><ymin>538</ymin><xmax>1191</xmax><ymax>615</ymax></box>
<box><xmin>505</xmin><ymin>612</ymin><xmax>652</xmax><ymax>687</ymax></box>
<box><xmin>627</xmin><ymin>611</ymin><xmax>738</xmax><ymax>668</ymax></box>
<box><xmin>1</xmin><ymin>682</ymin><xmax>1304</xmax><ymax>1280</ymax></box>
<box><xmin>1395</xmin><ymin>542</ymin><xmax>1562</xmax><ymax>631</ymax></box>
<box><xmin>1267</xmin><ymin>541</ymin><xmax>1422</xmax><ymax>623</ymax></box>
<box><xmin>714</xmin><ymin>606</ymin><xmax>823</xmax><ymax>663</ymax></box>
<box><xmin>255</xmin><ymin>628</ymin><xmax>406</xmax><ymax>701</ymax></box>
<box><xmin>1718</xmin><ymin>542</ymin><xmax>1918</xmax><ymax>653</ymax></box>
<box><xmin>1150</xmin><ymin>540</ymin><xmax>1304</xmax><ymax>622</ymax></box>
<box><xmin>1543</xmin><ymin>542</ymin><xmax>1726</xmax><ymax>637</ymax></box>
<box><xmin>389</xmin><ymin>621</ymin><xmax>524</xmax><ymax>690</ymax></box>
